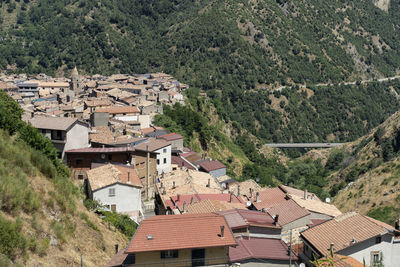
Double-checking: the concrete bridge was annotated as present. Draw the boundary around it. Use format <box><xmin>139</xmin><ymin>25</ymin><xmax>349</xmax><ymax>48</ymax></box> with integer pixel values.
<box><xmin>265</xmin><ymin>143</ymin><xmax>344</xmax><ymax>148</ymax></box>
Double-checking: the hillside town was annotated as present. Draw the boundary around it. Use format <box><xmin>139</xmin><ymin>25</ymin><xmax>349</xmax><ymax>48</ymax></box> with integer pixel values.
<box><xmin>1</xmin><ymin>70</ymin><xmax>400</xmax><ymax>267</ymax></box>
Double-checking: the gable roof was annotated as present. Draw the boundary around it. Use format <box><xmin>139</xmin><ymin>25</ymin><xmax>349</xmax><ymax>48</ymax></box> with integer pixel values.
<box><xmin>289</xmin><ymin>194</ymin><xmax>342</xmax><ymax>217</ymax></box>
<box><xmin>266</xmin><ymin>199</ymin><xmax>310</xmax><ymax>226</ymax></box>
<box><xmin>87</xmin><ymin>164</ymin><xmax>142</xmax><ymax>191</ymax></box>
<box><xmin>279</xmin><ymin>184</ymin><xmax>321</xmax><ymax>202</ymax></box>
<box><xmin>167</xmin><ymin>193</ymin><xmax>244</xmax><ymax>211</ymax></box>
<box><xmin>186</xmin><ymin>199</ymin><xmax>245</xmax><ymax>214</ymax></box>
<box><xmin>134</xmin><ymin>138</ymin><xmax>170</xmax><ymax>152</ymax></box>
<box><xmin>65</xmin><ymin>147</ymin><xmax>135</xmax><ymax>153</ymax></box>
<box><xmin>301</xmin><ymin>212</ymin><xmax>395</xmax><ymax>256</ymax></box>
<box><xmin>157</xmin><ymin>132</ymin><xmax>184</xmax><ymax>141</ymax></box>
<box><xmin>125</xmin><ymin>213</ymin><xmax>236</xmax><ymax>253</ymax></box>
<box><xmin>229</xmin><ymin>237</ymin><xmax>297</xmax><ymax>262</ymax></box>
<box><xmin>199</xmin><ymin>160</ymin><xmax>226</xmax><ymax>172</ymax></box>
<box><xmin>252</xmin><ymin>187</ymin><xmax>287</xmax><ymax>210</ymax></box>
<box><xmin>218</xmin><ymin>209</ymin><xmax>277</xmax><ymax>230</ymax></box>
<box><xmin>28</xmin><ymin>116</ymin><xmax>80</xmax><ymax>131</ymax></box>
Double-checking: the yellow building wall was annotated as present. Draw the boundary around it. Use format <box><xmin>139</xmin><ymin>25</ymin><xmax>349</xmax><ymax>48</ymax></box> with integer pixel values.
<box><xmin>129</xmin><ymin>246</ymin><xmax>229</xmax><ymax>266</ymax></box>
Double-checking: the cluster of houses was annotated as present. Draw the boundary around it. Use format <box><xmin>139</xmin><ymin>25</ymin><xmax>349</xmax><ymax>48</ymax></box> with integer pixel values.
<box><xmin>3</xmin><ymin>70</ymin><xmax>400</xmax><ymax>266</ymax></box>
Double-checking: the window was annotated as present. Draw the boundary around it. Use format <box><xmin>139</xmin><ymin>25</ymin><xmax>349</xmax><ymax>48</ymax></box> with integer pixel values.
<box><xmin>108</xmin><ymin>154</ymin><xmax>112</xmax><ymax>161</ymax></box>
<box><xmin>376</xmin><ymin>236</ymin><xmax>382</xmax><ymax>244</ymax></box>
<box><xmin>75</xmin><ymin>159</ymin><xmax>83</xmax><ymax>165</ymax></box>
<box><xmin>157</xmin><ymin>159</ymin><xmax>160</xmax><ymax>165</ymax></box>
<box><xmin>163</xmin><ymin>148</ymin><xmax>167</xmax><ymax>153</ymax></box>
<box><xmin>51</xmin><ymin>130</ymin><xmax>63</xmax><ymax>140</ymax></box>
<box><xmin>163</xmin><ymin>158</ymin><xmax>167</xmax><ymax>164</ymax></box>
<box><xmin>371</xmin><ymin>251</ymin><xmax>382</xmax><ymax>266</ymax></box>
<box><xmin>161</xmin><ymin>250</ymin><xmax>178</xmax><ymax>259</ymax></box>
<box><xmin>109</xmin><ymin>188</ymin><xmax>115</xmax><ymax>197</ymax></box>
<box><xmin>124</xmin><ymin>254</ymin><xmax>135</xmax><ymax>264</ymax></box>
<box><xmin>77</xmin><ymin>174</ymin><xmax>84</xmax><ymax>180</ymax></box>
<box><xmin>111</xmin><ymin>204</ymin><xmax>116</xmax><ymax>212</ymax></box>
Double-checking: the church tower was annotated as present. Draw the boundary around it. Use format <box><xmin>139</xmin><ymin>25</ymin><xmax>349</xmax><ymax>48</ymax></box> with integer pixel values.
<box><xmin>71</xmin><ymin>67</ymin><xmax>81</xmax><ymax>94</ymax></box>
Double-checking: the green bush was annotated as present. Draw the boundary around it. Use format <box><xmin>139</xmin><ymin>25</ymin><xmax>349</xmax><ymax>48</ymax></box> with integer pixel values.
<box><xmin>0</xmin><ymin>215</ymin><xmax>26</xmax><ymax>261</ymax></box>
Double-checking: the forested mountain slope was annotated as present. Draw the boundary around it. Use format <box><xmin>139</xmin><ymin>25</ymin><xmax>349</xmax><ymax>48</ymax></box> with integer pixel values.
<box><xmin>1</xmin><ymin>0</ymin><xmax>400</xmax><ymax>144</ymax></box>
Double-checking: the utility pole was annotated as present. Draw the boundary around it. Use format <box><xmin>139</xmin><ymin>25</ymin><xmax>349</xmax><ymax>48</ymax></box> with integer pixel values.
<box><xmin>289</xmin><ymin>230</ymin><xmax>292</xmax><ymax>267</ymax></box>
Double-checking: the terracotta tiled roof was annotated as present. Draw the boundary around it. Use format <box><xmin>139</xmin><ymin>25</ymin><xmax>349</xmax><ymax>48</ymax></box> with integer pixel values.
<box><xmin>229</xmin><ymin>237</ymin><xmax>297</xmax><ymax>262</ymax></box>
<box><xmin>218</xmin><ymin>209</ymin><xmax>277</xmax><ymax>230</ymax></box>
<box><xmin>28</xmin><ymin>116</ymin><xmax>79</xmax><ymax>131</ymax></box>
<box><xmin>134</xmin><ymin>138</ymin><xmax>170</xmax><ymax>152</ymax></box>
<box><xmin>186</xmin><ymin>199</ymin><xmax>245</xmax><ymax>214</ymax></box>
<box><xmin>85</xmin><ymin>99</ymin><xmax>111</xmax><ymax>107</ymax></box>
<box><xmin>168</xmin><ymin>193</ymin><xmax>244</xmax><ymax>210</ymax></box>
<box><xmin>252</xmin><ymin>187</ymin><xmax>287</xmax><ymax>210</ymax></box>
<box><xmin>157</xmin><ymin>132</ymin><xmax>184</xmax><ymax>141</ymax></box>
<box><xmin>301</xmin><ymin>212</ymin><xmax>392</xmax><ymax>256</ymax></box>
<box><xmin>289</xmin><ymin>194</ymin><xmax>342</xmax><ymax>217</ymax></box>
<box><xmin>279</xmin><ymin>184</ymin><xmax>322</xmax><ymax>201</ymax></box>
<box><xmin>181</xmin><ymin>151</ymin><xmax>202</xmax><ymax>163</ymax></box>
<box><xmin>228</xmin><ymin>180</ymin><xmax>262</xmax><ymax>198</ymax></box>
<box><xmin>87</xmin><ymin>164</ymin><xmax>142</xmax><ymax>191</ymax></box>
<box><xmin>171</xmin><ymin>156</ymin><xmax>196</xmax><ymax>170</ymax></box>
<box><xmin>199</xmin><ymin>160</ymin><xmax>226</xmax><ymax>172</ymax></box>
<box><xmin>97</xmin><ymin>106</ymin><xmax>139</xmax><ymax>114</ymax></box>
<box><xmin>266</xmin><ymin>199</ymin><xmax>310</xmax><ymax>226</ymax></box>
<box><xmin>125</xmin><ymin>213</ymin><xmax>236</xmax><ymax>253</ymax></box>
<box><xmin>65</xmin><ymin>147</ymin><xmax>135</xmax><ymax>153</ymax></box>
<box><xmin>319</xmin><ymin>254</ymin><xmax>364</xmax><ymax>267</ymax></box>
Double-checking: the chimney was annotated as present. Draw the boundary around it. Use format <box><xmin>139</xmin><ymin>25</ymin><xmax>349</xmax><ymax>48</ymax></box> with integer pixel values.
<box><xmin>191</xmin><ymin>196</ymin><xmax>195</xmax><ymax>204</ymax></box>
<box><xmin>249</xmin><ymin>188</ymin><xmax>253</xmax><ymax>198</ymax></box>
<box><xmin>160</xmin><ymin>182</ymin><xmax>163</xmax><ymax>188</ymax></box>
<box><xmin>177</xmin><ymin>194</ymin><xmax>180</xmax><ymax>202</ymax></box>
<box><xmin>127</xmin><ymin>172</ymin><xmax>130</xmax><ymax>183</ymax></box>
<box><xmin>172</xmin><ymin>181</ymin><xmax>176</xmax><ymax>189</ymax></box>
<box><xmin>304</xmin><ymin>189</ymin><xmax>308</xmax><ymax>199</ymax></box>
<box><xmin>207</xmin><ymin>178</ymin><xmax>210</xmax><ymax>187</ymax></box>
<box><xmin>256</xmin><ymin>192</ymin><xmax>260</xmax><ymax>202</ymax></box>
<box><xmin>183</xmin><ymin>201</ymin><xmax>187</xmax><ymax>213</ymax></box>
<box><xmin>115</xmin><ymin>244</ymin><xmax>119</xmax><ymax>254</ymax></box>
<box><xmin>261</xmin><ymin>208</ymin><xmax>265</xmax><ymax>213</ymax></box>
<box><xmin>229</xmin><ymin>192</ymin><xmax>233</xmax><ymax>203</ymax></box>
<box><xmin>237</xmin><ymin>185</ymin><xmax>241</xmax><ymax>197</ymax></box>
<box><xmin>220</xmin><ymin>225</ymin><xmax>225</xmax><ymax>237</ymax></box>
<box><xmin>274</xmin><ymin>214</ymin><xmax>279</xmax><ymax>225</ymax></box>
<box><xmin>329</xmin><ymin>243</ymin><xmax>334</xmax><ymax>252</ymax></box>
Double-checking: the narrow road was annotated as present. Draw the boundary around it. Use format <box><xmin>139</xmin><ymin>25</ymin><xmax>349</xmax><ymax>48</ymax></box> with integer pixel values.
<box><xmin>274</xmin><ymin>75</ymin><xmax>400</xmax><ymax>92</ymax></box>
<box><xmin>265</xmin><ymin>143</ymin><xmax>344</xmax><ymax>148</ymax></box>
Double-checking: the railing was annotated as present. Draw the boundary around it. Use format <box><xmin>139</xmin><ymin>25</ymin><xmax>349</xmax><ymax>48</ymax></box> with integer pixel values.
<box><xmin>122</xmin><ymin>256</ymin><xmax>230</xmax><ymax>267</ymax></box>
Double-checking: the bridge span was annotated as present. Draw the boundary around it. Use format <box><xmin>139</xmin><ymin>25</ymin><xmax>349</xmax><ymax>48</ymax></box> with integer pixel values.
<box><xmin>265</xmin><ymin>143</ymin><xmax>344</xmax><ymax>148</ymax></box>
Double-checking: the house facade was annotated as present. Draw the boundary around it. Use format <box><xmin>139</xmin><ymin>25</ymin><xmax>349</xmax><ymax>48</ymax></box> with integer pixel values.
<box><xmin>87</xmin><ymin>164</ymin><xmax>142</xmax><ymax>221</ymax></box>
<box><xmin>28</xmin><ymin>116</ymin><xmax>89</xmax><ymax>159</ymax></box>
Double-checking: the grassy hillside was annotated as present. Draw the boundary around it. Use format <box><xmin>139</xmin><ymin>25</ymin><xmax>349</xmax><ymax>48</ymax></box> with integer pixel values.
<box><xmin>0</xmin><ymin>91</ymin><xmax>129</xmax><ymax>266</ymax></box>
<box><xmin>298</xmin><ymin>110</ymin><xmax>400</xmax><ymax>225</ymax></box>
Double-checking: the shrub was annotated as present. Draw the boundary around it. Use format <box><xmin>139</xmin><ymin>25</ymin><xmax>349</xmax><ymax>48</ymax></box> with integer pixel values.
<box><xmin>0</xmin><ymin>215</ymin><xmax>26</xmax><ymax>261</ymax></box>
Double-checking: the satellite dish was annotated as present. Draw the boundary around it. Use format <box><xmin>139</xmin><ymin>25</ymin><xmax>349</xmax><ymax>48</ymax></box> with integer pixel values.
<box><xmin>325</xmin><ymin>197</ymin><xmax>331</xmax><ymax>203</ymax></box>
<box><xmin>300</xmin><ymin>263</ymin><xmax>306</xmax><ymax>267</ymax></box>
<box><xmin>246</xmin><ymin>201</ymin><xmax>252</xmax><ymax>207</ymax></box>
<box><xmin>256</xmin><ymin>177</ymin><xmax>260</xmax><ymax>182</ymax></box>
<box><xmin>101</xmin><ymin>153</ymin><xmax>106</xmax><ymax>159</ymax></box>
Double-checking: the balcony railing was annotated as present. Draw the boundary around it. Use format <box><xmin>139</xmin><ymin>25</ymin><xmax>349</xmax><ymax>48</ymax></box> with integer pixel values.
<box><xmin>122</xmin><ymin>256</ymin><xmax>230</xmax><ymax>267</ymax></box>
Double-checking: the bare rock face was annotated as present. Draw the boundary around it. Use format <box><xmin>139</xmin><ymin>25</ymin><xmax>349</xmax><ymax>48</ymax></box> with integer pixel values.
<box><xmin>372</xmin><ymin>0</ymin><xmax>390</xmax><ymax>12</ymax></box>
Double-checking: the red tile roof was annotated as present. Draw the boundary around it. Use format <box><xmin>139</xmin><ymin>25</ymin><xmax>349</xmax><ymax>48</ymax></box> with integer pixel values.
<box><xmin>218</xmin><ymin>209</ymin><xmax>277</xmax><ymax>230</ymax></box>
<box><xmin>126</xmin><ymin>213</ymin><xmax>236</xmax><ymax>253</ymax></box>
<box><xmin>65</xmin><ymin>147</ymin><xmax>135</xmax><ymax>153</ymax></box>
<box><xmin>167</xmin><ymin>193</ymin><xmax>244</xmax><ymax>210</ymax></box>
<box><xmin>252</xmin><ymin>187</ymin><xmax>287</xmax><ymax>210</ymax></box>
<box><xmin>171</xmin><ymin>156</ymin><xmax>196</xmax><ymax>170</ymax></box>
<box><xmin>279</xmin><ymin>184</ymin><xmax>322</xmax><ymax>201</ymax></box>
<box><xmin>157</xmin><ymin>132</ymin><xmax>184</xmax><ymax>141</ymax></box>
<box><xmin>266</xmin><ymin>199</ymin><xmax>310</xmax><ymax>226</ymax></box>
<box><xmin>229</xmin><ymin>237</ymin><xmax>297</xmax><ymax>262</ymax></box>
<box><xmin>199</xmin><ymin>160</ymin><xmax>226</xmax><ymax>172</ymax></box>
<box><xmin>134</xmin><ymin>139</ymin><xmax>170</xmax><ymax>152</ymax></box>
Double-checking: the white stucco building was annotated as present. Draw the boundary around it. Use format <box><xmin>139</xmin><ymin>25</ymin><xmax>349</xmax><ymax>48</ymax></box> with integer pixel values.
<box><xmin>28</xmin><ymin>116</ymin><xmax>89</xmax><ymax>159</ymax></box>
<box><xmin>87</xmin><ymin>164</ymin><xmax>143</xmax><ymax>222</ymax></box>
<box><xmin>135</xmin><ymin>138</ymin><xmax>171</xmax><ymax>175</ymax></box>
